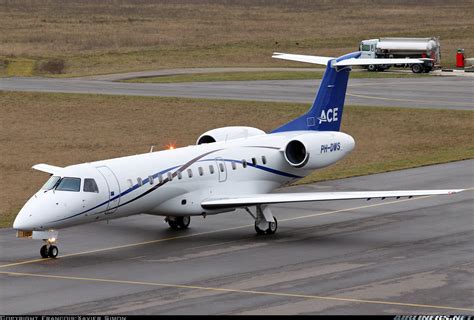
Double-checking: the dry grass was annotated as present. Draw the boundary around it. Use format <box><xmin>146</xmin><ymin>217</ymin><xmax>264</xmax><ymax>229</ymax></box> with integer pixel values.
<box><xmin>1</xmin><ymin>91</ymin><xmax>473</xmax><ymax>227</ymax></box>
<box><xmin>0</xmin><ymin>0</ymin><xmax>472</xmax><ymax>76</ymax></box>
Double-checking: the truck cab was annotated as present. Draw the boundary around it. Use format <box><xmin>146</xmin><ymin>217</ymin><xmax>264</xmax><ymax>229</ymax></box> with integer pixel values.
<box><xmin>360</xmin><ymin>39</ymin><xmax>387</xmax><ymax>71</ymax></box>
<box><xmin>359</xmin><ymin>39</ymin><xmax>378</xmax><ymax>59</ymax></box>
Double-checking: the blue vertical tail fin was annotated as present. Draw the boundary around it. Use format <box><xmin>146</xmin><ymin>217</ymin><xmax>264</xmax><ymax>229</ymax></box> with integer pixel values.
<box><xmin>272</xmin><ymin>52</ymin><xmax>361</xmax><ymax>133</ymax></box>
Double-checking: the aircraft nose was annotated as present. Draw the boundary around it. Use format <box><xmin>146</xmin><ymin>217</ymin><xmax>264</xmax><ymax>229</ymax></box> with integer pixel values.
<box><xmin>13</xmin><ymin>208</ymin><xmax>31</xmax><ymax>230</ymax></box>
<box><xmin>14</xmin><ymin>192</ymin><xmax>67</xmax><ymax>230</ymax></box>
<box><xmin>13</xmin><ymin>199</ymin><xmax>41</xmax><ymax>231</ymax></box>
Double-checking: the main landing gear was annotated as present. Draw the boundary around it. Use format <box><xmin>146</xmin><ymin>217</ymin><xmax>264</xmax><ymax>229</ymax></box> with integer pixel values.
<box><xmin>255</xmin><ymin>217</ymin><xmax>278</xmax><ymax>235</ymax></box>
<box><xmin>246</xmin><ymin>205</ymin><xmax>278</xmax><ymax>235</ymax></box>
<box><xmin>40</xmin><ymin>242</ymin><xmax>59</xmax><ymax>258</ymax></box>
<box><xmin>166</xmin><ymin>216</ymin><xmax>191</xmax><ymax>230</ymax></box>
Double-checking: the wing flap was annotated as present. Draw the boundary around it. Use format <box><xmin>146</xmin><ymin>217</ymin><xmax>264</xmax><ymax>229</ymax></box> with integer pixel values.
<box><xmin>201</xmin><ymin>190</ymin><xmax>464</xmax><ymax>209</ymax></box>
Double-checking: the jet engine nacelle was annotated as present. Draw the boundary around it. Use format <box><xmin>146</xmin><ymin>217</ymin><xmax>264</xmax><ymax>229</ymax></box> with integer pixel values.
<box><xmin>283</xmin><ymin>132</ymin><xmax>355</xmax><ymax>170</ymax></box>
<box><xmin>197</xmin><ymin>126</ymin><xmax>265</xmax><ymax>144</ymax></box>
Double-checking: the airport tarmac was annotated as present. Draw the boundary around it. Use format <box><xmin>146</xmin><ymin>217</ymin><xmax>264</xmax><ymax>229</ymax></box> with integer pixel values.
<box><xmin>1</xmin><ymin>74</ymin><xmax>473</xmax><ymax>110</ymax></box>
<box><xmin>1</xmin><ymin>160</ymin><xmax>472</xmax><ymax>314</ymax></box>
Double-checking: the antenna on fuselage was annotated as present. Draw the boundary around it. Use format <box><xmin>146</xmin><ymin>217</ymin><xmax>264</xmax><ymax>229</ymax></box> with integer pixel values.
<box><xmin>150</xmin><ymin>145</ymin><xmax>154</xmax><ymax>153</ymax></box>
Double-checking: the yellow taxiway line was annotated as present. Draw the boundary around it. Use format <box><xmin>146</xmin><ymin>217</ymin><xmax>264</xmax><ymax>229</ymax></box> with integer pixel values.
<box><xmin>1</xmin><ymin>270</ymin><xmax>473</xmax><ymax>312</ymax></box>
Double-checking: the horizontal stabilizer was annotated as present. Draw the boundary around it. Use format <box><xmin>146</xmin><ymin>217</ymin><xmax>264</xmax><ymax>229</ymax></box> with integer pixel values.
<box><xmin>272</xmin><ymin>52</ymin><xmax>427</xmax><ymax>67</ymax></box>
<box><xmin>32</xmin><ymin>163</ymin><xmax>64</xmax><ymax>175</ymax></box>
<box><xmin>202</xmin><ymin>189</ymin><xmax>464</xmax><ymax>209</ymax></box>
<box><xmin>272</xmin><ymin>52</ymin><xmax>333</xmax><ymax>66</ymax></box>
<box><xmin>334</xmin><ymin>58</ymin><xmax>426</xmax><ymax>66</ymax></box>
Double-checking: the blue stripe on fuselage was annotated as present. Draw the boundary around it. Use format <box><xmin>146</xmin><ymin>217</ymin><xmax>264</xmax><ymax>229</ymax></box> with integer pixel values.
<box><xmin>53</xmin><ymin>157</ymin><xmax>301</xmax><ymax>222</ymax></box>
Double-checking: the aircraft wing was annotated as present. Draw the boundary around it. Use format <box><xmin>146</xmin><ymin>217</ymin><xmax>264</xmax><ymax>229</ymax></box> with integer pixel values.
<box><xmin>32</xmin><ymin>163</ymin><xmax>64</xmax><ymax>175</ymax></box>
<box><xmin>201</xmin><ymin>189</ymin><xmax>463</xmax><ymax>209</ymax></box>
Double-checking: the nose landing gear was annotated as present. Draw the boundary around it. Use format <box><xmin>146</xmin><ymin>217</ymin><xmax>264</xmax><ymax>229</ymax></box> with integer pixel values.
<box><xmin>17</xmin><ymin>230</ymin><xmax>60</xmax><ymax>259</ymax></box>
<box><xmin>40</xmin><ymin>238</ymin><xmax>59</xmax><ymax>258</ymax></box>
<box><xmin>40</xmin><ymin>244</ymin><xmax>59</xmax><ymax>258</ymax></box>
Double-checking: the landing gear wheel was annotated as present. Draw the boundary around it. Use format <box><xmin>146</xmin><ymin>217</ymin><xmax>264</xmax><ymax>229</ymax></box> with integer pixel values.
<box><xmin>254</xmin><ymin>221</ymin><xmax>266</xmax><ymax>235</ymax></box>
<box><xmin>367</xmin><ymin>64</ymin><xmax>376</xmax><ymax>72</ymax></box>
<box><xmin>48</xmin><ymin>245</ymin><xmax>59</xmax><ymax>258</ymax></box>
<box><xmin>177</xmin><ymin>216</ymin><xmax>190</xmax><ymax>229</ymax></box>
<box><xmin>266</xmin><ymin>217</ymin><xmax>278</xmax><ymax>235</ymax></box>
<box><xmin>168</xmin><ymin>219</ymin><xmax>179</xmax><ymax>230</ymax></box>
<box><xmin>254</xmin><ymin>217</ymin><xmax>278</xmax><ymax>235</ymax></box>
<box><xmin>40</xmin><ymin>245</ymin><xmax>48</xmax><ymax>258</ymax></box>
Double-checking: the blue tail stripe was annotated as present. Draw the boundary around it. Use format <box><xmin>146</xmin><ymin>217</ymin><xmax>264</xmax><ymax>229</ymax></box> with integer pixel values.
<box><xmin>271</xmin><ymin>51</ymin><xmax>361</xmax><ymax>133</ymax></box>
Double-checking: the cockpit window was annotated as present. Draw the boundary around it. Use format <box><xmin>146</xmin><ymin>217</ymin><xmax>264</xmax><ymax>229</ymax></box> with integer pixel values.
<box><xmin>56</xmin><ymin>177</ymin><xmax>81</xmax><ymax>192</ymax></box>
<box><xmin>83</xmin><ymin>178</ymin><xmax>99</xmax><ymax>193</ymax></box>
<box><xmin>42</xmin><ymin>176</ymin><xmax>61</xmax><ymax>190</ymax></box>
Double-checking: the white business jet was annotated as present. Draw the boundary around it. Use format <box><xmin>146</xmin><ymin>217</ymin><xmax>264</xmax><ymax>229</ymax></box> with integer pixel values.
<box><xmin>13</xmin><ymin>52</ymin><xmax>463</xmax><ymax>258</ymax></box>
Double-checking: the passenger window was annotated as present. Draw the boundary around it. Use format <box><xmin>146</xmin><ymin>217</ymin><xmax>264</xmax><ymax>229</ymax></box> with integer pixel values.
<box><xmin>149</xmin><ymin>175</ymin><xmax>154</xmax><ymax>185</ymax></box>
<box><xmin>56</xmin><ymin>177</ymin><xmax>81</xmax><ymax>192</ymax></box>
<box><xmin>83</xmin><ymin>178</ymin><xmax>99</xmax><ymax>193</ymax></box>
<box><xmin>137</xmin><ymin>177</ymin><xmax>143</xmax><ymax>186</ymax></box>
<box><xmin>219</xmin><ymin>163</ymin><xmax>225</xmax><ymax>172</ymax></box>
<box><xmin>262</xmin><ymin>156</ymin><xmax>267</xmax><ymax>165</ymax></box>
<box><xmin>187</xmin><ymin>168</ymin><xmax>193</xmax><ymax>178</ymax></box>
<box><xmin>242</xmin><ymin>160</ymin><xmax>247</xmax><ymax>168</ymax></box>
<box><xmin>252</xmin><ymin>157</ymin><xmax>257</xmax><ymax>166</ymax></box>
<box><xmin>198</xmin><ymin>167</ymin><xmax>204</xmax><ymax>176</ymax></box>
<box><xmin>209</xmin><ymin>165</ymin><xmax>215</xmax><ymax>174</ymax></box>
<box><xmin>231</xmin><ymin>162</ymin><xmax>236</xmax><ymax>170</ymax></box>
<box><xmin>177</xmin><ymin>171</ymin><xmax>182</xmax><ymax>180</ymax></box>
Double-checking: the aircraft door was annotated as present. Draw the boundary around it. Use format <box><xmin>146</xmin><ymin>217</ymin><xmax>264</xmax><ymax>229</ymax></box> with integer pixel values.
<box><xmin>96</xmin><ymin>166</ymin><xmax>121</xmax><ymax>214</ymax></box>
<box><xmin>215</xmin><ymin>158</ymin><xmax>227</xmax><ymax>182</ymax></box>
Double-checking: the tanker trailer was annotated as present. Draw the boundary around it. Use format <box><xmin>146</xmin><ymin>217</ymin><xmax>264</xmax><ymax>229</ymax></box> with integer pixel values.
<box><xmin>359</xmin><ymin>37</ymin><xmax>441</xmax><ymax>73</ymax></box>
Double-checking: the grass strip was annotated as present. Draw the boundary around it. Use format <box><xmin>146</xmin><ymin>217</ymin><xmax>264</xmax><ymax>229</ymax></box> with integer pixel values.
<box><xmin>122</xmin><ymin>71</ymin><xmax>427</xmax><ymax>83</ymax></box>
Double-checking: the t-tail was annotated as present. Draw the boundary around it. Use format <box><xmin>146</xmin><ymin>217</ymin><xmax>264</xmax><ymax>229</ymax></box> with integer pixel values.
<box><xmin>271</xmin><ymin>51</ymin><xmax>427</xmax><ymax>133</ymax></box>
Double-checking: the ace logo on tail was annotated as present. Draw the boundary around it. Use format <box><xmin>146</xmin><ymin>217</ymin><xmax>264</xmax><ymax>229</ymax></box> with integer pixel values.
<box><xmin>317</xmin><ymin>108</ymin><xmax>339</xmax><ymax>124</ymax></box>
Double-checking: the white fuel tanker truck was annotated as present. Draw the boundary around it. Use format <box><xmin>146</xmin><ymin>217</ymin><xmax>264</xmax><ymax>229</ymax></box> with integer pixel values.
<box><xmin>359</xmin><ymin>37</ymin><xmax>441</xmax><ymax>73</ymax></box>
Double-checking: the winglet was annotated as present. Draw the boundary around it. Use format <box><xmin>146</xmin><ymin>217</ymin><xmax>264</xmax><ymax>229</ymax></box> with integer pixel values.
<box><xmin>32</xmin><ymin>163</ymin><xmax>64</xmax><ymax>175</ymax></box>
